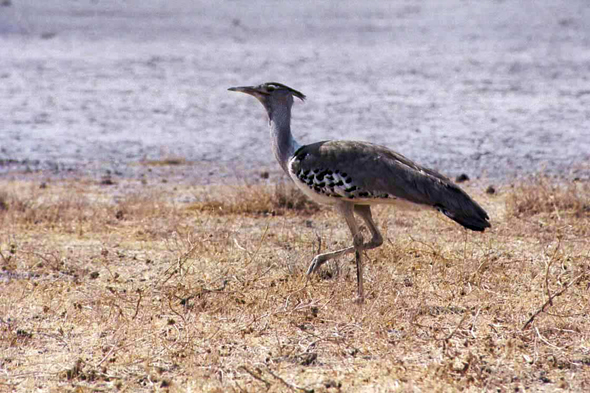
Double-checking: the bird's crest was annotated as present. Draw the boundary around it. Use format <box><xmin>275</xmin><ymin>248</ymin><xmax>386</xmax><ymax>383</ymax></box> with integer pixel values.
<box><xmin>264</xmin><ymin>82</ymin><xmax>306</xmax><ymax>101</ymax></box>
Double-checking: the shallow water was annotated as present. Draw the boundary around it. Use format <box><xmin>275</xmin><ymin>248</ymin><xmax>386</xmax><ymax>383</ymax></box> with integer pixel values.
<box><xmin>1</xmin><ymin>0</ymin><xmax>589</xmax><ymax>184</ymax></box>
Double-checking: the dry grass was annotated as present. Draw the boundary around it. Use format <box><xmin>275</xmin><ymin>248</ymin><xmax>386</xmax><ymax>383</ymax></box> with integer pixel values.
<box><xmin>190</xmin><ymin>182</ymin><xmax>320</xmax><ymax>216</ymax></box>
<box><xmin>140</xmin><ymin>157</ymin><xmax>190</xmax><ymax>166</ymax></box>
<box><xmin>508</xmin><ymin>176</ymin><xmax>590</xmax><ymax>219</ymax></box>
<box><xmin>1</xmin><ymin>177</ymin><xmax>589</xmax><ymax>392</ymax></box>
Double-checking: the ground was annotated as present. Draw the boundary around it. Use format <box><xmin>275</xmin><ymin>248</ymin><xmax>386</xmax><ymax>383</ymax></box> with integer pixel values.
<box><xmin>1</xmin><ymin>1</ymin><xmax>590</xmax><ymax>391</ymax></box>
<box><xmin>1</xmin><ymin>0</ymin><xmax>590</xmax><ymax>182</ymax></box>
<box><xmin>1</xmin><ymin>175</ymin><xmax>589</xmax><ymax>392</ymax></box>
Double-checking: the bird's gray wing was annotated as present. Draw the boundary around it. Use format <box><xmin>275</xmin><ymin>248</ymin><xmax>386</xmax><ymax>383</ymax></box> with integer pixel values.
<box><xmin>291</xmin><ymin>140</ymin><xmax>490</xmax><ymax>231</ymax></box>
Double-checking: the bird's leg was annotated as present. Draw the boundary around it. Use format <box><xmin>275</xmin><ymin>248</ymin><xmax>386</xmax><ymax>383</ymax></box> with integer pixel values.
<box><xmin>306</xmin><ymin>245</ymin><xmax>355</xmax><ymax>275</ymax></box>
<box><xmin>353</xmin><ymin>205</ymin><xmax>384</xmax><ymax>303</ymax></box>
<box><xmin>307</xmin><ymin>203</ymin><xmax>366</xmax><ymax>302</ymax></box>
<box><xmin>307</xmin><ymin>204</ymin><xmax>384</xmax><ymax>273</ymax></box>
<box><xmin>306</xmin><ymin>205</ymin><xmax>384</xmax><ymax>302</ymax></box>
<box><xmin>306</xmin><ymin>203</ymin><xmax>358</xmax><ymax>275</ymax></box>
<box><xmin>347</xmin><ymin>210</ymin><xmax>365</xmax><ymax>302</ymax></box>
<box><xmin>353</xmin><ymin>205</ymin><xmax>384</xmax><ymax>251</ymax></box>
<box><xmin>354</xmin><ymin>245</ymin><xmax>364</xmax><ymax>303</ymax></box>
<box><xmin>306</xmin><ymin>205</ymin><xmax>384</xmax><ymax>274</ymax></box>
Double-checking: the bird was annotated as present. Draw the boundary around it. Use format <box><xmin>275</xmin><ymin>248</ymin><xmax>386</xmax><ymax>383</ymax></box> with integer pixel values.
<box><xmin>228</xmin><ymin>82</ymin><xmax>490</xmax><ymax>302</ymax></box>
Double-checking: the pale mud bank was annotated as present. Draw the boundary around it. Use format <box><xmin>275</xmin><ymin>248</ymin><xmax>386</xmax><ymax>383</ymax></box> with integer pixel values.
<box><xmin>1</xmin><ymin>0</ymin><xmax>589</xmax><ymax>185</ymax></box>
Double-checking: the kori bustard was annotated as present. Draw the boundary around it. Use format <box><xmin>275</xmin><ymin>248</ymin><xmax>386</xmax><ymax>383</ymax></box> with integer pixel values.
<box><xmin>229</xmin><ymin>82</ymin><xmax>490</xmax><ymax>302</ymax></box>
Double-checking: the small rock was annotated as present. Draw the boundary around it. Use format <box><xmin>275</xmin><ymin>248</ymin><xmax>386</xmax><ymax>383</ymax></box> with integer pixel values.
<box><xmin>485</xmin><ymin>185</ymin><xmax>496</xmax><ymax>194</ymax></box>
<box><xmin>40</xmin><ymin>32</ymin><xmax>57</xmax><ymax>40</ymax></box>
<box><xmin>260</xmin><ymin>171</ymin><xmax>269</xmax><ymax>179</ymax></box>
<box><xmin>100</xmin><ymin>177</ymin><xmax>115</xmax><ymax>186</ymax></box>
<box><xmin>89</xmin><ymin>272</ymin><xmax>100</xmax><ymax>279</ymax></box>
<box><xmin>16</xmin><ymin>329</ymin><xmax>32</xmax><ymax>338</ymax></box>
<box><xmin>298</xmin><ymin>352</ymin><xmax>317</xmax><ymax>366</ymax></box>
<box><xmin>324</xmin><ymin>380</ymin><xmax>342</xmax><ymax>389</ymax></box>
<box><xmin>455</xmin><ymin>173</ymin><xmax>470</xmax><ymax>183</ymax></box>
<box><xmin>539</xmin><ymin>371</ymin><xmax>551</xmax><ymax>384</ymax></box>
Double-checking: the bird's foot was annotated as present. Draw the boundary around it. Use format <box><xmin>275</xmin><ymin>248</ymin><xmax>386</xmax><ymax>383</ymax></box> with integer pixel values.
<box><xmin>307</xmin><ymin>247</ymin><xmax>354</xmax><ymax>275</ymax></box>
<box><xmin>306</xmin><ymin>254</ymin><xmax>327</xmax><ymax>275</ymax></box>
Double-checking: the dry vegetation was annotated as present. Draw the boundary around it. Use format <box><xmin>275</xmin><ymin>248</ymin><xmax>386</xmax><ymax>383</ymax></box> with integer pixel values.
<box><xmin>1</xmin><ymin>176</ymin><xmax>589</xmax><ymax>392</ymax></box>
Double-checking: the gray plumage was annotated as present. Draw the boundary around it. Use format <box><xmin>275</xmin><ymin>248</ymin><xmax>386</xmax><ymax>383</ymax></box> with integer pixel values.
<box><xmin>229</xmin><ymin>82</ymin><xmax>490</xmax><ymax>302</ymax></box>
<box><xmin>290</xmin><ymin>140</ymin><xmax>490</xmax><ymax>231</ymax></box>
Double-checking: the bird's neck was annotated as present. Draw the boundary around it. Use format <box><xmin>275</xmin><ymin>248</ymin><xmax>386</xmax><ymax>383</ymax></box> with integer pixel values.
<box><xmin>268</xmin><ymin>104</ymin><xmax>299</xmax><ymax>175</ymax></box>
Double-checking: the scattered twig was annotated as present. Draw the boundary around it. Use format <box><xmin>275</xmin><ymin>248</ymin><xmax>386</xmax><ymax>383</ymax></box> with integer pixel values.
<box><xmin>0</xmin><ymin>249</ymin><xmax>8</xmax><ymax>264</ymax></box>
<box><xmin>441</xmin><ymin>313</ymin><xmax>468</xmax><ymax>342</ymax></box>
<box><xmin>534</xmin><ymin>327</ymin><xmax>564</xmax><ymax>351</ymax></box>
<box><xmin>37</xmin><ymin>332</ymin><xmax>71</xmax><ymax>351</ymax></box>
<box><xmin>132</xmin><ymin>288</ymin><xmax>143</xmax><ymax>320</ymax></box>
<box><xmin>179</xmin><ymin>279</ymin><xmax>228</xmax><ymax>305</ymax></box>
<box><xmin>407</xmin><ymin>235</ymin><xmax>447</xmax><ymax>260</ymax></box>
<box><xmin>233</xmin><ymin>238</ymin><xmax>248</xmax><ymax>252</ymax></box>
<box><xmin>264</xmin><ymin>366</ymin><xmax>314</xmax><ymax>393</ymax></box>
<box><xmin>95</xmin><ymin>345</ymin><xmax>117</xmax><ymax>368</ymax></box>
<box><xmin>468</xmin><ymin>308</ymin><xmax>481</xmax><ymax>339</ymax></box>
<box><xmin>315</xmin><ymin>232</ymin><xmax>322</xmax><ymax>255</ymax></box>
<box><xmin>239</xmin><ymin>366</ymin><xmax>270</xmax><ymax>389</ymax></box>
<box><xmin>168</xmin><ymin>295</ymin><xmax>188</xmax><ymax>325</ymax></box>
<box><xmin>159</xmin><ymin>240</ymin><xmax>200</xmax><ymax>286</ymax></box>
<box><xmin>522</xmin><ymin>273</ymin><xmax>586</xmax><ymax>330</ymax></box>
<box><xmin>22</xmin><ymin>250</ymin><xmax>61</xmax><ymax>271</ymax></box>
<box><xmin>93</xmin><ymin>332</ymin><xmax>148</xmax><ymax>369</ymax></box>
<box><xmin>243</xmin><ymin>222</ymin><xmax>270</xmax><ymax>268</ymax></box>
<box><xmin>544</xmin><ymin>238</ymin><xmax>561</xmax><ymax>301</ymax></box>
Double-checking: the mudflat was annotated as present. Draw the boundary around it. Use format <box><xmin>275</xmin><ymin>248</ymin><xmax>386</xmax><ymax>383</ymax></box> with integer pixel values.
<box><xmin>1</xmin><ymin>0</ymin><xmax>589</xmax><ymax>184</ymax></box>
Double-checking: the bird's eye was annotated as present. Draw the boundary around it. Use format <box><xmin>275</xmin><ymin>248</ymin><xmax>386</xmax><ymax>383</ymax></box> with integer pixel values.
<box><xmin>266</xmin><ymin>85</ymin><xmax>276</xmax><ymax>92</ymax></box>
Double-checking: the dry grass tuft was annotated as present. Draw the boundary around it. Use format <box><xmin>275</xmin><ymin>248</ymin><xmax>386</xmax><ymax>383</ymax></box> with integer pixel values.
<box><xmin>507</xmin><ymin>176</ymin><xmax>590</xmax><ymax>218</ymax></box>
<box><xmin>1</xmin><ymin>177</ymin><xmax>589</xmax><ymax>392</ymax></box>
<box><xmin>0</xmin><ymin>181</ymin><xmax>177</xmax><ymax>235</ymax></box>
<box><xmin>190</xmin><ymin>182</ymin><xmax>320</xmax><ymax>216</ymax></box>
<box><xmin>0</xmin><ymin>191</ymin><xmax>8</xmax><ymax>211</ymax></box>
<box><xmin>141</xmin><ymin>157</ymin><xmax>189</xmax><ymax>166</ymax></box>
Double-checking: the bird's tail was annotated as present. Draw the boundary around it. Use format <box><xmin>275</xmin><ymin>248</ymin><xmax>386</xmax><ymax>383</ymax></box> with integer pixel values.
<box><xmin>433</xmin><ymin>186</ymin><xmax>491</xmax><ymax>232</ymax></box>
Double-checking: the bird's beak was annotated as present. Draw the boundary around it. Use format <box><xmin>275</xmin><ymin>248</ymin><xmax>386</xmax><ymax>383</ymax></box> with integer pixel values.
<box><xmin>228</xmin><ymin>86</ymin><xmax>261</xmax><ymax>97</ymax></box>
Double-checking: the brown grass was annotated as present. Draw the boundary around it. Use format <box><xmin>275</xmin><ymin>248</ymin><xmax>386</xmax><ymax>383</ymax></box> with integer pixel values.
<box><xmin>1</xmin><ymin>177</ymin><xmax>589</xmax><ymax>392</ymax></box>
<box><xmin>190</xmin><ymin>182</ymin><xmax>320</xmax><ymax>216</ymax></box>
<box><xmin>507</xmin><ymin>176</ymin><xmax>590</xmax><ymax>218</ymax></box>
<box><xmin>141</xmin><ymin>157</ymin><xmax>189</xmax><ymax>166</ymax></box>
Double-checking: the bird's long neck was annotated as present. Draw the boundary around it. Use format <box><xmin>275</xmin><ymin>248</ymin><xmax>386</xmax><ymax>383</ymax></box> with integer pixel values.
<box><xmin>268</xmin><ymin>102</ymin><xmax>299</xmax><ymax>175</ymax></box>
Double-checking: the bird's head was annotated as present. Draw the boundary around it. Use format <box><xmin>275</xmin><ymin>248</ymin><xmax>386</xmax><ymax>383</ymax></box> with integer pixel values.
<box><xmin>228</xmin><ymin>82</ymin><xmax>305</xmax><ymax>113</ymax></box>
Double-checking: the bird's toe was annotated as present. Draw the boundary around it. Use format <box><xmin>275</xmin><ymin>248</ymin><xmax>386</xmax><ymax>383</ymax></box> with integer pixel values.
<box><xmin>307</xmin><ymin>255</ymin><xmax>324</xmax><ymax>275</ymax></box>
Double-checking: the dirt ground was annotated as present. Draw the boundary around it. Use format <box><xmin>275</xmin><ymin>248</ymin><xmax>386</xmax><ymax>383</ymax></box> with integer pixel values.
<box><xmin>0</xmin><ymin>177</ymin><xmax>589</xmax><ymax>392</ymax></box>
<box><xmin>1</xmin><ymin>1</ymin><xmax>590</xmax><ymax>392</ymax></box>
<box><xmin>1</xmin><ymin>0</ymin><xmax>590</xmax><ymax>184</ymax></box>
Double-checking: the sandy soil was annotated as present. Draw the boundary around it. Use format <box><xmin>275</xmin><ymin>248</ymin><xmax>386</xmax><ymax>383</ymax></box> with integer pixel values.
<box><xmin>1</xmin><ymin>0</ymin><xmax>590</xmax><ymax>184</ymax></box>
